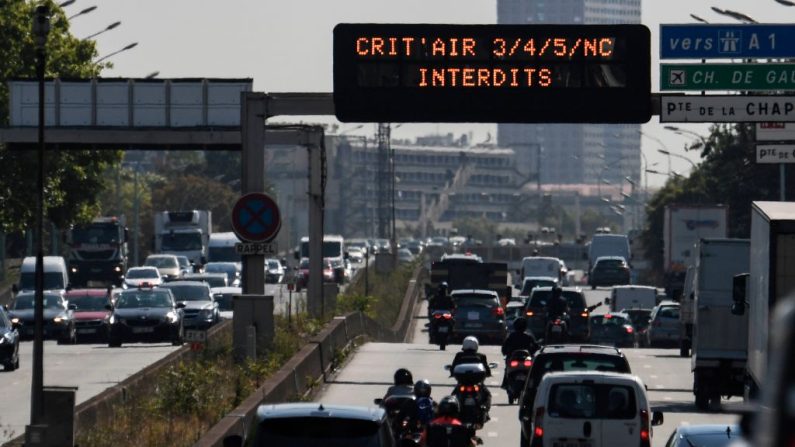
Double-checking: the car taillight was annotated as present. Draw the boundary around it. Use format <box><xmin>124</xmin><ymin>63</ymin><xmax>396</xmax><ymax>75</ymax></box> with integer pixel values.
<box><xmin>510</xmin><ymin>360</ymin><xmax>519</xmax><ymax>368</ymax></box>
<box><xmin>580</xmin><ymin>311</ymin><xmax>589</xmax><ymax>318</ymax></box>
<box><xmin>433</xmin><ymin>313</ymin><xmax>442</xmax><ymax>319</ymax></box>
<box><xmin>524</xmin><ymin>359</ymin><xmax>533</xmax><ymax>367</ymax></box>
<box><xmin>443</xmin><ymin>313</ymin><xmax>452</xmax><ymax>319</ymax></box>
<box><xmin>526</xmin><ymin>310</ymin><xmax>534</xmax><ymax>317</ymax></box>
<box><xmin>640</xmin><ymin>409</ymin><xmax>650</xmax><ymax>445</ymax></box>
<box><xmin>625</xmin><ymin>326</ymin><xmax>634</xmax><ymax>334</ymax></box>
<box><xmin>534</xmin><ymin>407</ymin><xmax>545</xmax><ymax>438</ymax></box>
<box><xmin>493</xmin><ymin>307</ymin><xmax>505</xmax><ymax>317</ymax></box>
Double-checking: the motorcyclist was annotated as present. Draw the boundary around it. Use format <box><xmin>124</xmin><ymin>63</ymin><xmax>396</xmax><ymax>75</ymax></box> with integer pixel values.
<box><xmin>500</xmin><ymin>317</ymin><xmax>539</xmax><ymax>388</ymax></box>
<box><xmin>545</xmin><ymin>285</ymin><xmax>569</xmax><ymax>321</ymax></box>
<box><xmin>450</xmin><ymin>336</ymin><xmax>492</xmax><ymax>413</ymax></box>
<box><xmin>413</xmin><ymin>379</ymin><xmax>436</xmax><ymax>426</ymax></box>
<box><xmin>423</xmin><ymin>396</ymin><xmax>477</xmax><ymax>447</ymax></box>
<box><xmin>430</xmin><ymin>282</ymin><xmax>454</xmax><ymax>313</ymax></box>
<box><xmin>384</xmin><ymin>368</ymin><xmax>415</xmax><ymax>399</ymax></box>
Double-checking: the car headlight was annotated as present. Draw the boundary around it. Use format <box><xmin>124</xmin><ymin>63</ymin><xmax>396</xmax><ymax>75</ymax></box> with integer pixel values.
<box><xmin>11</xmin><ymin>317</ymin><xmax>20</xmax><ymax>324</ymax></box>
<box><xmin>166</xmin><ymin>312</ymin><xmax>179</xmax><ymax>324</ymax></box>
<box><xmin>0</xmin><ymin>335</ymin><xmax>6</xmax><ymax>345</ymax></box>
<box><xmin>53</xmin><ymin>315</ymin><xmax>66</xmax><ymax>324</ymax></box>
<box><xmin>114</xmin><ymin>266</ymin><xmax>122</xmax><ymax>272</ymax></box>
<box><xmin>200</xmin><ymin>309</ymin><xmax>214</xmax><ymax>319</ymax></box>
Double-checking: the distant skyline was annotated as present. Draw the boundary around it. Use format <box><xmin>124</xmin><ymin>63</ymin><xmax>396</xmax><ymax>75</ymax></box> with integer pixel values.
<box><xmin>64</xmin><ymin>0</ymin><xmax>795</xmax><ymax>187</ymax></box>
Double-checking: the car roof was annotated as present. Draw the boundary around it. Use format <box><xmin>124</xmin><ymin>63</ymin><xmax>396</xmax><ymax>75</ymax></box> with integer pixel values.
<box><xmin>211</xmin><ymin>286</ymin><xmax>241</xmax><ymax>293</ymax></box>
<box><xmin>128</xmin><ymin>266</ymin><xmax>158</xmax><ymax>271</ymax></box>
<box><xmin>66</xmin><ymin>288</ymin><xmax>109</xmax><ymax>297</ymax></box>
<box><xmin>451</xmin><ymin>289</ymin><xmax>498</xmax><ymax>296</ymax></box>
<box><xmin>146</xmin><ymin>254</ymin><xmax>178</xmax><ymax>259</ymax></box>
<box><xmin>540</xmin><ymin>370</ymin><xmax>642</xmax><ymax>384</ymax></box>
<box><xmin>674</xmin><ymin>424</ymin><xmax>742</xmax><ymax>437</ymax></box>
<box><xmin>256</xmin><ymin>403</ymin><xmax>385</xmax><ymax>422</ymax></box>
<box><xmin>22</xmin><ymin>256</ymin><xmax>66</xmax><ymax>269</ymax></box>
<box><xmin>656</xmin><ymin>300</ymin><xmax>680</xmax><ymax>307</ymax></box>
<box><xmin>592</xmin><ymin>312</ymin><xmax>630</xmax><ymax>319</ymax></box>
<box><xmin>612</xmin><ymin>285</ymin><xmax>656</xmax><ymax>291</ymax></box>
<box><xmin>16</xmin><ymin>291</ymin><xmax>62</xmax><ymax>299</ymax></box>
<box><xmin>595</xmin><ymin>256</ymin><xmax>627</xmax><ymax>261</ymax></box>
<box><xmin>522</xmin><ymin>256</ymin><xmax>559</xmax><ymax>262</ymax></box>
<box><xmin>184</xmin><ymin>273</ymin><xmax>227</xmax><ymax>278</ymax></box>
<box><xmin>159</xmin><ymin>280</ymin><xmax>210</xmax><ymax>288</ymax></box>
<box><xmin>523</xmin><ymin>276</ymin><xmax>558</xmax><ymax>282</ymax></box>
<box><xmin>530</xmin><ymin>286</ymin><xmax>583</xmax><ymax>293</ymax></box>
<box><xmin>537</xmin><ymin>344</ymin><xmax>624</xmax><ymax>356</ymax></box>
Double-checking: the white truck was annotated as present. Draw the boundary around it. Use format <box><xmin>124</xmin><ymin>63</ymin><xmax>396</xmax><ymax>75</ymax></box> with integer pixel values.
<box><xmin>153</xmin><ymin>210</ymin><xmax>212</xmax><ymax>267</ymax></box>
<box><xmin>690</xmin><ymin>238</ymin><xmax>750</xmax><ymax>410</ymax></box>
<box><xmin>663</xmin><ymin>205</ymin><xmax>728</xmax><ymax>300</ymax></box>
<box><xmin>732</xmin><ymin>201</ymin><xmax>795</xmax><ymax>401</ymax></box>
<box><xmin>606</xmin><ymin>285</ymin><xmax>657</xmax><ymax>312</ymax></box>
<box><xmin>587</xmin><ymin>234</ymin><xmax>630</xmax><ymax>271</ymax></box>
<box><xmin>678</xmin><ymin>264</ymin><xmax>696</xmax><ymax>357</ymax></box>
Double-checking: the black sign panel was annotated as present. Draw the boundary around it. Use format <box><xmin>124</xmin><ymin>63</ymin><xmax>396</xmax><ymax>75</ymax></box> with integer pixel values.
<box><xmin>333</xmin><ymin>24</ymin><xmax>651</xmax><ymax>123</ymax></box>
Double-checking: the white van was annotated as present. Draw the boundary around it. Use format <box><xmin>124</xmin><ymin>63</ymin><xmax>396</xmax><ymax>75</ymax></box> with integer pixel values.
<box><xmin>530</xmin><ymin>371</ymin><xmax>663</xmax><ymax>447</ymax></box>
<box><xmin>607</xmin><ymin>285</ymin><xmax>658</xmax><ymax>312</ymax></box>
<box><xmin>518</xmin><ymin>257</ymin><xmax>562</xmax><ymax>287</ymax></box>
<box><xmin>297</xmin><ymin>235</ymin><xmax>346</xmax><ymax>284</ymax></box>
<box><xmin>15</xmin><ymin>256</ymin><xmax>70</xmax><ymax>294</ymax></box>
<box><xmin>208</xmin><ymin>232</ymin><xmax>241</xmax><ymax>264</ymax></box>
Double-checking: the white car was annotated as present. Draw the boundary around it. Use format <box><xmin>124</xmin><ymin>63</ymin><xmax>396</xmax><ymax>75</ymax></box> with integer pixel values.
<box><xmin>143</xmin><ymin>254</ymin><xmax>182</xmax><ymax>281</ymax></box>
<box><xmin>530</xmin><ymin>371</ymin><xmax>663</xmax><ymax>447</ymax></box>
<box><xmin>265</xmin><ymin>258</ymin><xmax>285</xmax><ymax>284</ymax></box>
<box><xmin>124</xmin><ymin>266</ymin><xmax>162</xmax><ymax>288</ymax></box>
<box><xmin>347</xmin><ymin>247</ymin><xmax>365</xmax><ymax>263</ymax></box>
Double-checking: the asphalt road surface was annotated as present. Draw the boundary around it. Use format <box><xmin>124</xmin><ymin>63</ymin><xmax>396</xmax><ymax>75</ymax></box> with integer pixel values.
<box><xmin>0</xmin><ymin>282</ymin><xmax>299</xmax><ymax>444</ymax></box>
<box><xmin>317</xmin><ymin>287</ymin><xmax>739</xmax><ymax>447</ymax></box>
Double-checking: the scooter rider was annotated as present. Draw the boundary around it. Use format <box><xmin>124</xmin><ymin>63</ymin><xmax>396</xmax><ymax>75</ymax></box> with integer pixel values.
<box><xmin>430</xmin><ymin>282</ymin><xmax>454</xmax><ymax>313</ymax></box>
<box><xmin>500</xmin><ymin>317</ymin><xmax>538</xmax><ymax>387</ymax></box>
<box><xmin>413</xmin><ymin>379</ymin><xmax>436</xmax><ymax>426</ymax></box>
<box><xmin>546</xmin><ymin>285</ymin><xmax>569</xmax><ymax>322</ymax></box>
<box><xmin>423</xmin><ymin>396</ymin><xmax>478</xmax><ymax>447</ymax></box>
<box><xmin>450</xmin><ymin>336</ymin><xmax>492</xmax><ymax>412</ymax></box>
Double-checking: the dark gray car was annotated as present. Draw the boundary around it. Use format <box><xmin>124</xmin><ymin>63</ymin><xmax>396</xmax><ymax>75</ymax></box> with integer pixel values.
<box><xmin>8</xmin><ymin>291</ymin><xmax>76</xmax><ymax>344</ymax></box>
<box><xmin>107</xmin><ymin>288</ymin><xmax>184</xmax><ymax>347</ymax></box>
<box><xmin>646</xmin><ymin>301</ymin><xmax>681</xmax><ymax>347</ymax></box>
<box><xmin>450</xmin><ymin>289</ymin><xmax>507</xmax><ymax>344</ymax></box>
<box><xmin>159</xmin><ymin>281</ymin><xmax>219</xmax><ymax>329</ymax></box>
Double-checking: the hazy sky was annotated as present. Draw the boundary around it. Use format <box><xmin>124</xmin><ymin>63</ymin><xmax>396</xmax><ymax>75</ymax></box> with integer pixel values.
<box><xmin>65</xmin><ymin>0</ymin><xmax>794</xmax><ymax>187</ymax></box>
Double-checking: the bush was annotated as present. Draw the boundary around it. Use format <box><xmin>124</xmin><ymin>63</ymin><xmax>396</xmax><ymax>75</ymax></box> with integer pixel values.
<box><xmin>337</xmin><ymin>259</ymin><xmax>421</xmax><ymax>328</ymax></box>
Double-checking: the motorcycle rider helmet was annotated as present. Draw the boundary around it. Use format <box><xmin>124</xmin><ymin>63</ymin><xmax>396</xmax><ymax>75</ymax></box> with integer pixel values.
<box><xmin>513</xmin><ymin>317</ymin><xmax>528</xmax><ymax>333</ymax></box>
<box><xmin>462</xmin><ymin>335</ymin><xmax>479</xmax><ymax>352</ymax></box>
<box><xmin>551</xmin><ymin>285</ymin><xmax>563</xmax><ymax>298</ymax></box>
<box><xmin>394</xmin><ymin>368</ymin><xmax>414</xmax><ymax>386</ymax></box>
<box><xmin>438</xmin><ymin>282</ymin><xmax>449</xmax><ymax>293</ymax></box>
<box><xmin>437</xmin><ymin>395</ymin><xmax>460</xmax><ymax>417</ymax></box>
<box><xmin>413</xmin><ymin>379</ymin><xmax>432</xmax><ymax>398</ymax></box>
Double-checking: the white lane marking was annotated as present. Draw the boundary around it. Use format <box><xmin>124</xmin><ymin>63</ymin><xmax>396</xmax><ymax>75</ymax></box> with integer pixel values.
<box><xmin>664</xmin><ymin>397</ymin><xmax>672</xmax><ymax>401</ymax></box>
<box><xmin>491</xmin><ymin>417</ymin><xmax>499</xmax><ymax>422</ymax></box>
<box><xmin>643</xmin><ymin>364</ymin><xmax>651</xmax><ymax>368</ymax></box>
<box><xmin>656</xmin><ymin>385</ymin><xmax>664</xmax><ymax>389</ymax></box>
<box><xmin>650</xmin><ymin>375</ymin><xmax>658</xmax><ymax>379</ymax></box>
<box><xmin>487</xmin><ymin>432</ymin><xmax>498</xmax><ymax>438</ymax></box>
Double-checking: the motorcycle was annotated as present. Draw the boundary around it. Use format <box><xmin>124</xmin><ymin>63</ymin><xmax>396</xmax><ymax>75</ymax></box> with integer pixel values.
<box><xmin>505</xmin><ymin>349</ymin><xmax>532</xmax><ymax>405</ymax></box>
<box><xmin>545</xmin><ymin>313</ymin><xmax>569</xmax><ymax>344</ymax></box>
<box><xmin>445</xmin><ymin>362</ymin><xmax>498</xmax><ymax>429</ymax></box>
<box><xmin>430</xmin><ymin>310</ymin><xmax>454</xmax><ymax>350</ymax></box>
<box><xmin>374</xmin><ymin>394</ymin><xmax>417</xmax><ymax>443</ymax></box>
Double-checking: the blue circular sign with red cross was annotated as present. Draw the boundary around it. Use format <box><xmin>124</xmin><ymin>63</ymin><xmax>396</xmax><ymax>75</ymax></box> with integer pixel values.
<box><xmin>231</xmin><ymin>193</ymin><xmax>282</xmax><ymax>243</ymax></box>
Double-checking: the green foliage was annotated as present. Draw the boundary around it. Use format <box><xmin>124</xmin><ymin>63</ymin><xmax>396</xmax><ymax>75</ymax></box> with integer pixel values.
<box><xmin>336</xmin><ymin>293</ymin><xmax>376</xmax><ymax>316</ymax></box>
<box><xmin>0</xmin><ymin>0</ymin><xmax>122</xmax><ymax>233</ymax></box>
<box><xmin>642</xmin><ymin>124</ymin><xmax>786</xmax><ymax>281</ymax></box>
<box><xmin>339</xmin><ymin>260</ymin><xmax>420</xmax><ymax>327</ymax></box>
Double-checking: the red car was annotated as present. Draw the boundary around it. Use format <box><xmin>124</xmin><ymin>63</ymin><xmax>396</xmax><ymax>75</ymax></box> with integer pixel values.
<box><xmin>65</xmin><ymin>288</ymin><xmax>112</xmax><ymax>342</ymax></box>
<box><xmin>295</xmin><ymin>258</ymin><xmax>335</xmax><ymax>290</ymax></box>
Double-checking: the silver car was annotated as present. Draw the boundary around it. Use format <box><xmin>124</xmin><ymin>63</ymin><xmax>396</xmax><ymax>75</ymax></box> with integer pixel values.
<box><xmin>646</xmin><ymin>301</ymin><xmax>681</xmax><ymax>347</ymax></box>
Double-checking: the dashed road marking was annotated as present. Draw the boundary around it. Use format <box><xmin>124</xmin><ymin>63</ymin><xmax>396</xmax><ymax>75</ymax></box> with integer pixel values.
<box><xmin>664</xmin><ymin>396</ymin><xmax>672</xmax><ymax>401</ymax></box>
<box><xmin>491</xmin><ymin>417</ymin><xmax>499</xmax><ymax>422</ymax></box>
<box><xmin>650</xmin><ymin>375</ymin><xmax>658</xmax><ymax>379</ymax></box>
<box><xmin>488</xmin><ymin>432</ymin><xmax>498</xmax><ymax>438</ymax></box>
<box><xmin>643</xmin><ymin>364</ymin><xmax>651</xmax><ymax>368</ymax></box>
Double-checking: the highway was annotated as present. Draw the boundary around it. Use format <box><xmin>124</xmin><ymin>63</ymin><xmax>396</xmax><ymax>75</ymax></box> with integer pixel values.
<box><xmin>0</xmin><ymin>282</ymin><xmax>301</xmax><ymax>444</ymax></box>
<box><xmin>316</xmin><ymin>287</ymin><xmax>739</xmax><ymax>447</ymax></box>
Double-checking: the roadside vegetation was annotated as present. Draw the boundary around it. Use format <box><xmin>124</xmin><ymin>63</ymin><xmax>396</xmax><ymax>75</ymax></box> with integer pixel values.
<box><xmin>76</xmin><ymin>314</ymin><xmax>322</xmax><ymax>447</ymax></box>
<box><xmin>337</xmin><ymin>258</ymin><xmax>423</xmax><ymax>328</ymax></box>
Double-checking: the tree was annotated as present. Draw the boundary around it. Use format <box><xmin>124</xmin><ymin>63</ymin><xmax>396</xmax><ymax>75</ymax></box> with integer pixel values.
<box><xmin>151</xmin><ymin>175</ymin><xmax>239</xmax><ymax>233</ymax></box>
<box><xmin>0</xmin><ymin>0</ymin><xmax>122</xmax><ymax>233</ymax></box>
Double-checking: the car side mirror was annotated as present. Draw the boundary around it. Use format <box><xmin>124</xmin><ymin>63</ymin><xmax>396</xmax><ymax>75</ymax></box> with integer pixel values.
<box><xmin>104</xmin><ymin>304</ymin><xmax>113</xmax><ymax>311</ymax></box>
<box><xmin>373</xmin><ymin>398</ymin><xmax>384</xmax><ymax>406</ymax></box>
<box><xmin>604</xmin><ymin>298</ymin><xmax>610</xmax><ymax>305</ymax></box>
<box><xmin>124</xmin><ymin>227</ymin><xmax>130</xmax><ymax>243</ymax></box>
<box><xmin>488</xmin><ymin>362</ymin><xmax>499</xmax><ymax>369</ymax></box>
<box><xmin>222</xmin><ymin>435</ymin><xmax>243</xmax><ymax>447</ymax></box>
<box><xmin>68</xmin><ymin>304</ymin><xmax>77</xmax><ymax>311</ymax></box>
<box><xmin>651</xmin><ymin>411</ymin><xmax>664</xmax><ymax>426</ymax></box>
<box><xmin>176</xmin><ymin>302</ymin><xmax>186</xmax><ymax>309</ymax></box>
<box><xmin>444</xmin><ymin>364</ymin><xmax>451</xmax><ymax>371</ymax></box>
<box><xmin>12</xmin><ymin>284</ymin><xmax>18</xmax><ymax>294</ymax></box>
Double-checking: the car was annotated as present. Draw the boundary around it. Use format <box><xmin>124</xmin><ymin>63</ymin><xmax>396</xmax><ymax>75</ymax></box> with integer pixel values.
<box><xmin>588</xmin><ymin>312</ymin><xmax>636</xmax><ymax>348</ymax></box>
<box><xmin>211</xmin><ymin>286</ymin><xmax>241</xmax><ymax>320</ymax></box>
<box><xmin>558</xmin><ymin>260</ymin><xmax>569</xmax><ymax>286</ymax></box>
<box><xmin>404</xmin><ymin>239</ymin><xmax>424</xmax><ymax>255</ymax></box>
<box><xmin>204</xmin><ymin>262</ymin><xmax>241</xmax><ymax>287</ymax></box>
<box><xmin>347</xmin><ymin>247</ymin><xmax>365</xmax><ymax>263</ymax></box>
<box><xmin>158</xmin><ymin>281</ymin><xmax>219</xmax><ymax>329</ymax></box>
<box><xmin>107</xmin><ymin>287</ymin><xmax>184</xmax><ymax>347</ymax></box>
<box><xmin>524</xmin><ymin>287</ymin><xmax>592</xmax><ymax>341</ymax></box>
<box><xmin>143</xmin><ymin>254</ymin><xmax>182</xmax><ymax>281</ymax></box>
<box><xmin>8</xmin><ymin>291</ymin><xmax>76</xmax><ymax>344</ymax></box>
<box><xmin>622</xmin><ymin>308</ymin><xmax>652</xmax><ymax>347</ymax></box>
<box><xmin>65</xmin><ymin>288</ymin><xmax>112</xmax><ymax>342</ymax></box>
<box><xmin>519</xmin><ymin>257</ymin><xmax>564</xmax><ymax>287</ymax></box>
<box><xmin>450</xmin><ymin>289</ymin><xmax>507</xmax><ymax>344</ymax></box>
<box><xmin>265</xmin><ymin>258</ymin><xmax>284</xmax><ymax>284</ymax></box>
<box><xmin>518</xmin><ymin>344</ymin><xmax>633</xmax><ymax>444</ymax></box>
<box><xmin>224</xmin><ymin>403</ymin><xmax>392</xmax><ymax>447</ymax></box>
<box><xmin>0</xmin><ymin>306</ymin><xmax>20</xmax><ymax>371</ymax></box>
<box><xmin>518</xmin><ymin>277</ymin><xmax>559</xmax><ymax>302</ymax></box>
<box><xmin>528</xmin><ymin>371</ymin><xmax>663</xmax><ymax>447</ymax></box>
<box><xmin>15</xmin><ymin>256</ymin><xmax>70</xmax><ymax>295</ymax></box>
<box><xmin>175</xmin><ymin>255</ymin><xmax>193</xmax><ymax>276</ymax></box>
<box><xmin>646</xmin><ymin>301</ymin><xmax>682</xmax><ymax>347</ymax></box>
<box><xmin>397</xmin><ymin>248</ymin><xmax>414</xmax><ymax>265</ymax></box>
<box><xmin>664</xmin><ymin>424</ymin><xmax>744</xmax><ymax>447</ymax></box>
<box><xmin>505</xmin><ymin>301</ymin><xmax>527</xmax><ymax>330</ymax></box>
<box><xmin>589</xmin><ymin>256</ymin><xmax>631</xmax><ymax>289</ymax></box>
<box><xmin>124</xmin><ymin>266</ymin><xmax>163</xmax><ymax>288</ymax></box>
<box><xmin>182</xmin><ymin>272</ymin><xmax>228</xmax><ymax>289</ymax></box>
<box><xmin>295</xmin><ymin>258</ymin><xmax>335</xmax><ymax>290</ymax></box>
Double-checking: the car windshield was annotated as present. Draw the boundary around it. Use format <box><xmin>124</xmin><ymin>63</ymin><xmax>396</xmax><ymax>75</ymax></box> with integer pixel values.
<box><xmin>68</xmin><ymin>295</ymin><xmax>108</xmax><ymax>311</ymax></box>
<box><xmin>528</xmin><ymin>291</ymin><xmax>587</xmax><ymax>309</ymax></box>
<box><xmin>267</xmin><ymin>260</ymin><xmax>280</xmax><ymax>269</ymax></box>
<box><xmin>161</xmin><ymin>232</ymin><xmax>203</xmax><ymax>251</ymax></box>
<box><xmin>176</xmin><ymin>257</ymin><xmax>190</xmax><ymax>268</ymax></box>
<box><xmin>13</xmin><ymin>294</ymin><xmax>62</xmax><ymax>310</ymax></box>
<box><xmin>71</xmin><ymin>224</ymin><xmax>119</xmax><ymax>244</ymax></box>
<box><xmin>657</xmin><ymin>306</ymin><xmax>680</xmax><ymax>319</ymax></box>
<box><xmin>126</xmin><ymin>269</ymin><xmax>158</xmax><ymax>279</ymax></box>
<box><xmin>548</xmin><ymin>384</ymin><xmax>636</xmax><ymax>419</ymax></box>
<box><xmin>521</xmin><ymin>279</ymin><xmax>557</xmax><ymax>295</ymax></box>
<box><xmin>299</xmin><ymin>259</ymin><xmax>310</xmax><ymax>269</ymax></box>
<box><xmin>596</xmin><ymin>259</ymin><xmax>626</xmax><ymax>269</ymax></box>
<box><xmin>145</xmin><ymin>257</ymin><xmax>178</xmax><ymax>269</ymax></box>
<box><xmin>162</xmin><ymin>285</ymin><xmax>210</xmax><ymax>301</ymax></box>
<box><xmin>682</xmin><ymin>431</ymin><xmax>743</xmax><ymax>447</ymax></box>
<box><xmin>253</xmin><ymin>417</ymin><xmax>382</xmax><ymax>447</ymax></box>
<box><xmin>623</xmin><ymin>310</ymin><xmax>651</xmax><ymax>329</ymax></box>
<box><xmin>116</xmin><ymin>291</ymin><xmax>172</xmax><ymax>308</ymax></box>
<box><xmin>533</xmin><ymin>354</ymin><xmax>630</xmax><ymax>380</ymax></box>
<box><xmin>19</xmin><ymin>272</ymin><xmax>65</xmax><ymax>291</ymax></box>
<box><xmin>591</xmin><ymin>315</ymin><xmax>630</xmax><ymax>327</ymax></box>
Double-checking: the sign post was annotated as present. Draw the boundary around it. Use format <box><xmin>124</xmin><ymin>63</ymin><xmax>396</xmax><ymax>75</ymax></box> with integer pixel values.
<box><xmin>660</xmin><ymin>95</ymin><xmax>795</xmax><ymax>123</ymax></box>
<box><xmin>660</xmin><ymin>24</ymin><xmax>795</xmax><ymax>60</ymax></box>
<box><xmin>231</xmin><ymin>191</ymin><xmax>282</xmax><ymax>293</ymax></box>
<box><xmin>661</xmin><ymin>63</ymin><xmax>795</xmax><ymax>91</ymax></box>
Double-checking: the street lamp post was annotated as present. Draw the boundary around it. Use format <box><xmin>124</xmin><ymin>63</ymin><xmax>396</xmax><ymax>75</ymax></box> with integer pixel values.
<box><xmin>96</xmin><ymin>42</ymin><xmax>138</xmax><ymax>63</ymax></box>
<box><xmin>67</xmin><ymin>5</ymin><xmax>95</xmax><ymax>20</ymax></box>
<box><xmin>31</xmin><ymin>4</ymin><xmax>50</xmax><ymax>428</ymax></box>
<box><xmin>83</xmin><ymin>20</ymin><xmax>120</xmax><ymax>40</ymax></box>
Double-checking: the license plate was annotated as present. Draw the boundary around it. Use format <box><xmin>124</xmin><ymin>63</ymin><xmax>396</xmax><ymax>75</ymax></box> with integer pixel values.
<box><xmin>132</xmin><ymin>327</ymin><xmax>155</xmax><ymax>334</ymax></box>
<box><xmin>438</xmin><ymin>326</ymin><xmax>449</xmax><ymax>333</ymax></box>
<box><xmin>91</xmin><ymin>268</ymin><xmax>102</xmax><ymax>273</ymax></box>
<box><xmin>554</xmin><ymin>442</ymin><xmax>591</xmax><ymax>447</ymax></box>
<box><xmin>468</xmin><ymin>311</ymin><xmax>480</xmax><ymax>320</ymax></box>
<box><xmin>514</xmin><ymin>374</ymin><xmax>526</xmax><ymax>381</ymax></box>
<box><xmin>467</xmin><ymin>322</ymin><xmax>482</xmax><ymax>328</ymax></box>
<box><xmin>551</xmin><ymin>325</ymin><xmax>563</xmax><ymax>333</ymax></box>
<box><xmin>77</xmin><ymin>328</ymin><xmax>97</xmax><ymax>334</ymax></box>
<box><xmin>464</xmin><ymin>397</ymin><xmax>476</xmax><ymax>406</ymax></box>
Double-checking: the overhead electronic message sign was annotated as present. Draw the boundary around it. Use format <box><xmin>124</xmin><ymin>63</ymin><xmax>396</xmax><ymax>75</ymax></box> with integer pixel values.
<box><xmin>333</xmin><ymin>24</ymin><xmax>651</xmax><ymax>123</ymax></box>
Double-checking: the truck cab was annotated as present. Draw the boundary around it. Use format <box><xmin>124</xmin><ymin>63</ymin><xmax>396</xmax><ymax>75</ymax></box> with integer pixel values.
<box><xmin>154</xmin><ymin>210</ymin><xmax>212</xmax><ymax>268</ymax></box>
<box><xmin>66</xmin><ymin>217</ymin><xmax>128</xmax><ymax>287</ymax></box>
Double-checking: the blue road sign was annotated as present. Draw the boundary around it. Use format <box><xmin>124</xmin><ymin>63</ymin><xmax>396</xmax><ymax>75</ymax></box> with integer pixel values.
<box><xmin>231</xmin><ymin>193</ymin><xmax>282</xmax><ymax>243</ymax></box>
<box><xmin>661</xmin><ymin>24</ymin><xmax>795</xmax><ymax>59</ymax></box>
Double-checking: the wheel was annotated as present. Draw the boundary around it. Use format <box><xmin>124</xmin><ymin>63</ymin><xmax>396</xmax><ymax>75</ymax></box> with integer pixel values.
<box><xmin>108</xmin><ymin>340</ymin><xmax>122</xmax><ymax>348</ymax></box>
<box><xmin>520</xmin><ymin>430</ymin><xmax>528</xmax><ymax>447</ymax></box>
<box><xmin>172</xmin><ymin>326</ymin><xmax>184</xmax><ymax>346</ymax></box>
<box><xmin>14</xmin><ymin>356</ymin><xmax>19</xmax><ymax>369</ymax></box>
<box><xmin>695</xmin><ymin>390</ymin><xmax>709</xmax><ymax>410</ymax></box>
<box><xmin>679</xmin><ymin>342</ymin><xmax>690</xmax><ymax>357</ymax></box>
<box><xmin>591</xmin><ymin>284</ymin><xmax>596</xmax><ymax>290</ymax></box>
<box><xmin>439</xmin><ymin>342</ymin><xmax>446</xmax><ymax>351</ymax></box>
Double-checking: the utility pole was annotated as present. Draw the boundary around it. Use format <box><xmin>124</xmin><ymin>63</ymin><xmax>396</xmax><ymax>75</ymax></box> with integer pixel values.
<box><xmin>376</xmin><ymin>123</ymin><xmax>391</xmax><ymax>242</ymax></box>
